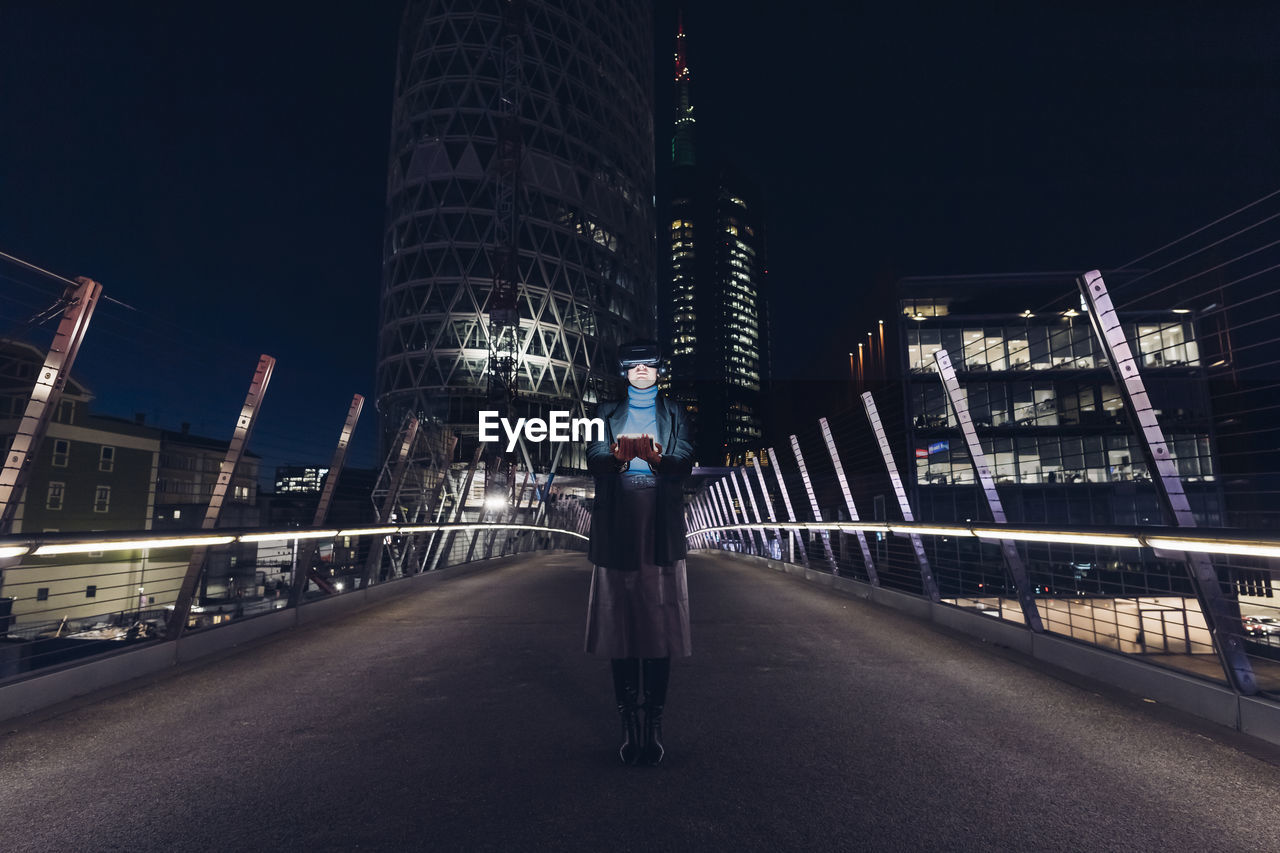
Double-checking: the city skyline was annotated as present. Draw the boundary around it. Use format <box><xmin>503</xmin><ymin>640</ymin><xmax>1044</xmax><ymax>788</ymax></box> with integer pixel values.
<box><xmin>2</xmin><ymin>2</ymin><xmax>1277</xmax><ymax>474</ymax></box>
<box><xmin>8</xmin><ymin>6</ymin><xmax>1280</xmax><ymax>827</ymax></box>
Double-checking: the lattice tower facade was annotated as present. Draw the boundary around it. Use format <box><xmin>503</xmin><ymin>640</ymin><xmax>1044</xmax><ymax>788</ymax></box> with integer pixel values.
<box><xmin>378</xmin><ymin>0</ymin><xmax>656</xmax><ymax>472</ymax></box>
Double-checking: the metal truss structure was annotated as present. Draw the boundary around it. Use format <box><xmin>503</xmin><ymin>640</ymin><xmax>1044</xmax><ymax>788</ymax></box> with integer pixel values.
<box><xmin>366</xmin><ymin>415</ymin><xmax>458</xmax><ymax>581</ymax></box>
<box><xmin>378</xmin><ymin>0</ymin><xmax>656</xmax><ymax>472</ymax></box>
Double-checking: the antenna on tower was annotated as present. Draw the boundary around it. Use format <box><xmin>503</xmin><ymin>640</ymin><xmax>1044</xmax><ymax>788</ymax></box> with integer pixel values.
<box><xmin>488</xmin><ymin>0</ymin><xmax>525</xmax><ymax>407</ymax></box>
<box><xmin>486</xmin><ymin>0</ymin><xmax>527</xmax><ymax>503</ymax></box>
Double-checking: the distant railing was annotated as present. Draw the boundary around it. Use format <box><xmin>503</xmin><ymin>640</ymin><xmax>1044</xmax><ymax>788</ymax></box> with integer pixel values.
<box><xmin>0</xmin><ymin>517</ymin><xmax>589</xmax><ymax>681</ymax></box>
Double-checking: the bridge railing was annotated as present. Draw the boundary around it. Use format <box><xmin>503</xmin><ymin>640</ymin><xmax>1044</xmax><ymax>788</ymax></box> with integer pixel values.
<box><xmin>688</xmin><ymin>511</ymin><xmax>1280</xmax><ymax>697</ymax></box>
<box><xmin>691</xmin><ymin>391</ymin><xmax>1280</xmax><ymax>696</ymax></box>
<box><xmin>0</xmin><ymin>516</ymin><xmax>588</xmax><ymax>681</ymax></box>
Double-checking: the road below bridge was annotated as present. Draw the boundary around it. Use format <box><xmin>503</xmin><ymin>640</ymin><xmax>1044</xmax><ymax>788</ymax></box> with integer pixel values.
<box><xmin>4</xmin><ymin>550</ymin><xmax>1280</xmax><ymax>851</ymax></box>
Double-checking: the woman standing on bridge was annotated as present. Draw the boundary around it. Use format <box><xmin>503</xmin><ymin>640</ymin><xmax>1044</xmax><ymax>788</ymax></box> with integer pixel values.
<box><xmin>584</xmin><ymin>339</ymin><xmax>695</xmax><ymax>766</ymax></box>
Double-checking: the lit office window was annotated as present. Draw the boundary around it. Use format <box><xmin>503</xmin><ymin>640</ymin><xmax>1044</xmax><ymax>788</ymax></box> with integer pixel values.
<box><xmin>1135</xmin><ymin>322</ymin><xmax>1199</xmax><ymax>366</ymax></box>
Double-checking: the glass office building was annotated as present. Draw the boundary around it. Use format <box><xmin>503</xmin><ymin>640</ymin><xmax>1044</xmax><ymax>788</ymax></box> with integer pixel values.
<box><xmin>897</xmin><ymin>273</ymin><xmax>1224</xmax><ymax>598</ymax></box>
<box><xmin>660</xmin><ymin>17</ymin><xmax>770</xmax><ymax>465</ymax></box>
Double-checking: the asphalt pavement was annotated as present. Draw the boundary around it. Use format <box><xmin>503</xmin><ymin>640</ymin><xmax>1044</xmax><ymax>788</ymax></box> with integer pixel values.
<box><xmin>3</xmin><ymin>549</ymin><xmax>1280</xmax><ymax>852</ymax></box>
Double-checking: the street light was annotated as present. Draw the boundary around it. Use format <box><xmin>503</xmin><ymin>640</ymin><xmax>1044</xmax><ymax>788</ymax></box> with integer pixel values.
<box><xmin>878</xmin><ymin>320</ymin><xmax>885</xmax><ymax>378</ymax></box>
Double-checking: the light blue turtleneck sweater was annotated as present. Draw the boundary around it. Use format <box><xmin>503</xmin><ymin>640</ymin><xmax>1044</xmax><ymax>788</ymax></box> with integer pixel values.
<box><xmin>621</xmin><ymin>384</ymin><xmax>658</xmax><ymax>475</ymax></box>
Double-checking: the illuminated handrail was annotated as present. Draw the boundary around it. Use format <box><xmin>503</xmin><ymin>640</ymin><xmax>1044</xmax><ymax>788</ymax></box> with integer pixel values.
<box><xmin>685</xmin><ymin>520</ymin><xmax>1280</xmax><ymax>559</ymax></box>
<box><xmin>0</xmin><ymin>522</ymin><xmax>588</xmax><ymax>560</ymax></box>
<box><xmin>8</xmin><ymin>521</ymin><xmax>1266</xmax><ymax>560</ymax></box>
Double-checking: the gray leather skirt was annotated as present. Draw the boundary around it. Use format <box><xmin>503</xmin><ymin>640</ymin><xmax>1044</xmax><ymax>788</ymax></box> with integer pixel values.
<box><xmin>584</xmin><ymin>476</ymin><xmax>692</xmax><ymax>659</ymax></box>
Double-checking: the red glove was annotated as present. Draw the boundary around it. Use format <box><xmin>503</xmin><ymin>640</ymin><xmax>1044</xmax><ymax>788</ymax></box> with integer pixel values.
<box><xmin>636</xmin><ymin>437</ymin><xmax>663</xmax><ymax>468</ymax></box>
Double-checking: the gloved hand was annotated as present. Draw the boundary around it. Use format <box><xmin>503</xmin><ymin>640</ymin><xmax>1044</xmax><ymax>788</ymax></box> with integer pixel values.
<box><xmin>636</xmin><ymin>437</ymin><xmax>663</xmax><ymax>468</ymax></box>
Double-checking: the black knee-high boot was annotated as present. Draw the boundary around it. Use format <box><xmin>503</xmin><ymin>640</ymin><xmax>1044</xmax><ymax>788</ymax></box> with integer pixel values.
<box><xmin>641</xmin><ymin>657</ymin><xmax>671</xmax><ymax>765</ymax></box>
<box><xmin>611</xmin><ymin>658</ymin><xmax>641</xmax><ymax>765</ymax></box>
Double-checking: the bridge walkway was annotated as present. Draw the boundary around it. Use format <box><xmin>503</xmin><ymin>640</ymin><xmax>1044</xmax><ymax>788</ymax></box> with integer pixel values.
<box><xmin>3</xmin><ymin>551</ymin><xmax>1280</xmax><ymax>852</ymax></box>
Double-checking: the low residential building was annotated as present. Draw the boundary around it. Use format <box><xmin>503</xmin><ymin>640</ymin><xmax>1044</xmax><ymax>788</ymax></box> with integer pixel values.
<box><xmin>1</xmin><ymin>340</ymin><xmax>264</xmax><ymax>627</ymax></box>
<box><xmin>0</xmin><ymin>340</ymin><xmax>177</xmax><ymax>626</ymax></box>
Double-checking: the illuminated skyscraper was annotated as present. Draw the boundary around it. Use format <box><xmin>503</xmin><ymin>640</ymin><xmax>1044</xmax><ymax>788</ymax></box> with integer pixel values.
<box><xmin>377</xmin><ymin>0</ymin><xmax>655</xmax><ymax>470</ymax></box>
<box><xmin>662</xmin><ymin>15</ymin><xmax>772</xmax><ymax>466</ymax></box>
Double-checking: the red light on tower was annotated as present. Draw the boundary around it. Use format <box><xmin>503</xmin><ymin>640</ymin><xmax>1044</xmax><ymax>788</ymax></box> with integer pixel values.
<box><xmin>674</xmin><ymin>10</ymin><xmax>689</xmax><ymax>82</ymax></box>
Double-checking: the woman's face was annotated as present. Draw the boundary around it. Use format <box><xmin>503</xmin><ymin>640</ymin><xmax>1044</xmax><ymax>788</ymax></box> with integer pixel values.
<box><xmin>627</xmin><ymin>363</ymin><xmax>658</xmax><ymax>389</ymax></box>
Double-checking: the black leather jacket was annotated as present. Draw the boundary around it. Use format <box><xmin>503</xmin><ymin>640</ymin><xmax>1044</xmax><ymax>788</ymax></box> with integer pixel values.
<box><xmin>586</xmin><ymin>394</ymin><xmax>695</xmax><ymax>569</ymax></box>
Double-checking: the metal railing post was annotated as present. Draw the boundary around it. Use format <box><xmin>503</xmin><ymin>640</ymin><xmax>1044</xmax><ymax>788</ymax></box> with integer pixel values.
<box><xmin>715</xmin><ymin>479</ymin><xmax>745</xmax><ymax>550</ymax></box>
<box><xmin>289</xmin><ymin>394</ymin><xmax>364</xmax><ymax>606</ymax></box>
<box><xmin>712</xmin><ymin>488</ymin><xmax>731</xmax><ymax>548</ymax></box>
<box><xmin>934</xmin><ymin>349</ymin><xmax>1043</xmax><ymax>631</ymax></box>
<box><xmin>767</xmin><ymin>447</ymin><xmax>808</xmax><ymax>567</ymax></box>
<box><xmin>1079</xmin><ymin>270</ymin><xmax>1256</xmax><ymax>693</ymax></box>
<box><xmin>705</xmin><ymin>488</ymin><xmax>728</xmax><ymax>549</ymax></box>
<box><xmin>695</xmin><ymin>494</ymin><xmax>716</xmax><ymax>548</ymax></box>
<box><xmin>0</xmin><ymin>276</ymin><xmax>104</xmax><ymax>597</ymax></box>
<box><xmin>729</xmin><ymin>470</ymin><xmax>763</xmax><ymax>555</ymax></box>
<box><xmin>737</xmin><ymin>467</ymin><xmax>769</xmax><ymax>556</ymax></box>
<box><xmin>684</xmin><ymin>507</ymin><xmax>703</xmax><ymax>550</ymax></box>
<box><xmin>751</xmin><ymin>457</ymin><xmax>784</xmax><ymax>561</ymax></box>
<box><xmin>168</xmin><ymin>354</ymin><xmax>275</xmax><ymax>638</ymax></box>
<box><xmin>790</xmin><ymin>435</ymin><xmax>839</xmax><ymax>574</ymax></box>
<box><xmin>862</xmin><ymin>391</ymin><xmax>939</xmax><ymax>600</ymax></box>
<box><xmin>819</xmin><ymin>417</ymin><xmax>878</xmax><ymax>584</ymax></box>
<box><xmin>0</xmin><ymin>276</ymin><xmax>103</xmax><ymax>537</ymax></box>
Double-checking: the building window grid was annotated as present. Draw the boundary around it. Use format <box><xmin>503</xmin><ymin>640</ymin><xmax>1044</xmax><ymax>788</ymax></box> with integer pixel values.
<box><xmin>52</xmin><ymin>439</ymin><xmax>69</xmax><ymax>468</ymax></box>
<box><xmin>917</xmin><ymin>485</ymin><xmax>1220</xmax><ymax>535</ymax></box>
<box><xmin>906</xmin><ymin>320</ymin><xmax>1199</xmax><ymax>375</ymax></box>
<box><xmin>904</xmin><ymin>313</ymin><xmax>1223</xmax><ymax>601</ymax></box>
<box><xmin>908</xmin><ymin>317</ymin><xmax>1215</xmax><ymax>492</ymax></box>
<box><xmin>912</xmin><ymin>413</ymin><xmax>1215</xmax><ymax>488</ymax></box>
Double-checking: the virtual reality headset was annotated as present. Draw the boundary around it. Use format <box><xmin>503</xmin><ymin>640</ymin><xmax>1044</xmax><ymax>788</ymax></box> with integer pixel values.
<box><xmin>617</xmin><ymin>340</ymin><xmax>666</xmax><ymax>376</ymax></box>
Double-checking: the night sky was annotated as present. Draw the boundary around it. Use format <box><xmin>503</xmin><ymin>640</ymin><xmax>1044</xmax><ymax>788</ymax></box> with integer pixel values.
<box><xmin>3</xmin><ymin>2</ymin><xmax>1278</xmax><ymax>475</ymax></box>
